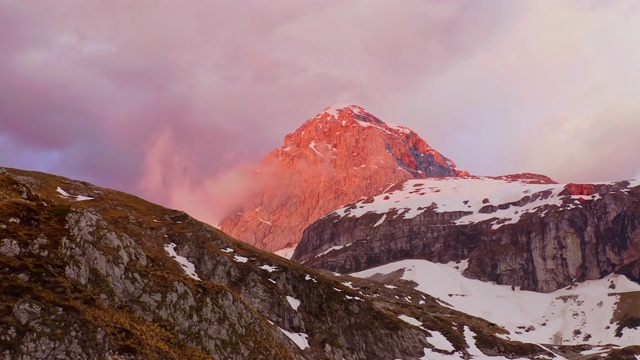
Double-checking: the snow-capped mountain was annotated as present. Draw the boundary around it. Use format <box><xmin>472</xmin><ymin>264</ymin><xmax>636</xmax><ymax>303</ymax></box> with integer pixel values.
<box><xmin>219</xmin><ymin>104</ymin><xmax>465</xmax><ymax>253</ymax></box>
<box><xmin>219</xmin><ymin>105</ymin><xmax>640</xmax><ymax>355</ymax></box>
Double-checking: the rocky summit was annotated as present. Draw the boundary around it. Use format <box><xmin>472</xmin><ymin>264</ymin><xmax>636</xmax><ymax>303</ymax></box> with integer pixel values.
<box><xmin>219</xmin><ymin>105</ymin><xmax>465</xmax><ymax>253</ymax></box>
<box><xmin>0</xmin><ymin>167</ymin><xmax>564</xmax><ymax>360</ymax></box>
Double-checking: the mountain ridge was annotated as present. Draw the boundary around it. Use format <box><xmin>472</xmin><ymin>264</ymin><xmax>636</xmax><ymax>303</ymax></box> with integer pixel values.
<box><xmin>292</xmin><ymin>176</ymin><xmax>640</xmax><ymax>292</ymax></box>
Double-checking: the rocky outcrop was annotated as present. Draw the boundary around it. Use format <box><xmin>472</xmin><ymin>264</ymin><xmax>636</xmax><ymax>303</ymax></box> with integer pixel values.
<box><xmin>0</xmin><ymin>167</ymin><xmax>552</xmax><ymax>359</ymax></box>
<box><xmin>219</xmin><ymin>105</ymin><xmax>465</xmax><ymax>252</ymax></box>
<box><xmin>486</xmin><ymin>173</ymin><xmax>557</xmax><ymax>184</ymax></box>
<box><xmin>293</xmin><ymin>177</ymin><xmax>640</xmax><ymax>293</ymax></box>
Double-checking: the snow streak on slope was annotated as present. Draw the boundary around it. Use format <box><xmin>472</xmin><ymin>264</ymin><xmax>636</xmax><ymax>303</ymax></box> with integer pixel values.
<box><xmin>427</xmin><ymin>330</ymin><xmax>455</xmax><ymax>352</ymax></box>
<box><xmin>278</xmin><ymin>327</ymin><xmax>310</xmax><ymax>350</ymax></box>
<box><xmin>351</xmin><ymin>259</ymin><xmax>640</xmax><ymax>347</ymax></box>
<box><xmin>164</xmin><ymin>243</ymin><xmax>201</xmax><ymax>281</ymax></box>
<box><xmin>56</xmin><ymin>186</ymin><xmax>95</xmax><ymax>201</ymax></box>
<box><xmin>333</xmin><ymin>177</ymin><xmax>640</xmax><ymax>229</ymax></box>
<box><xmin>418</xmin><ymin>326</ymin><xmax>537</xmax><ymax>359</ymax></box>
<box><xmin>274</xmin><ymin>247</ymin><xmax>296</xmax><ymax>259</ymax></box>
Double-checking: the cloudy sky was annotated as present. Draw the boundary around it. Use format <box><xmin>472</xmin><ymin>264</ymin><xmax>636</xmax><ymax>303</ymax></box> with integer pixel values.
<box><xmin>2</xmin><ymin>1</ymin><xmax>640</xmax><ymax>224</ymax></box>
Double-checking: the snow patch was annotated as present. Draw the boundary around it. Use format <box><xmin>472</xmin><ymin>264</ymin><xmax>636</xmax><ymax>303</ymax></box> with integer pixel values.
<box><xmin>465</xmin><ymin>326</ymin><xmax>531</xmax><ymax>359</ymax></box>
<box><xmin>278</xmin><ymin>327</ymin><xmax>310</xmax><ymax>350</ymax></box>
<box><xmin>387</xmin><ymin>122</ymin><xmax>412</xmax><ymax>134</ymax></box>
<box><xmin>316</xmin><ymin>243</ymin><xmax>352</xmax><ymax>257</ymax></box>
<box><xmin>309</xmin><ymin>140</ymin><xmax>328</xmax><ymax>161</ymax></box>
<box><xmin>398</xmin><ymin>314</ymin><xmax>423</xmax><ymax>327</ymax></box>
<box><xmin>427</xmin><ymin>330</ymin><xmax>456</xmax><ymax>352</ymax></box>
<box><xmin>357</xmin><ymin>120</ymin><xmax>398</xmax><ymax>138</ymax></box>
<box><xmin>286</xmin><ymin>296</ymin><xmax>301</xmax><ymax>311</ymax></box>
<box><xmin>322</xmin><ymin>104</ymin><xmax>364</xmax><ymax>118</ymax></box>
<box><xmin>233</xmin><ymin>255</ymin><xmax>248</xmax><ymax>263</ymax></box>
<box><xmin>56</xmin><ymin>187</ymin><xmax>70</xmax><ymax>197</ymax></box>
<box><xmin>259</xmin><ymin>264</ymin><xmax>278</xmax><ymax>273</ymax></box>
<box><xmin>464</xmin><ymin>326</ymin><xmax>484</xmax><ymax>357</ymax></box>
<box><xmin>325</xmin><ymin>142</ymin><xmax>337</xmax><ymax>154</ymax></box>
<box><xmin>275</xmin><ymin>247</ymin><xmax>296</xmax><ymax>259</ymax></box>
<box><xmin>57</xmin><ymin>186</ymin><xmax>94</xmax><ymax>201</ymax></box>
<box><xmin>75</xmin><ymin>195</ymin><xmax>94</xmax><ymax>201</ymax></box>
<box><xmin>373</xmin><ymin>214</ymin><xmax>387</xmax><ymax>227</ymax></box>
<box><xmin>163</xmin><ymin>243</ymin><xmax>200</xmax><ymax>281</ymax></box>
<box><xmin>421</xmin><ymin>348</ymin><xmax>462</xmax><ymax>360</ymax></box>
<box><xmin>580</xmin><ymin>347</ymin><xmax>610</xmax><ymax>356</ymax></box>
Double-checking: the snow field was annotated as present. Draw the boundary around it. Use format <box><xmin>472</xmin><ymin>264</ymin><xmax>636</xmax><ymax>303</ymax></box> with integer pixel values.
<box><xmin>352</xmin><ymin>259</ymin><xmax>640</xmax><ymax>347</ymax></box>
<box><xmin>333</xmin><ymin>178</ymin><xmax>639</xmax><ymax>230</ymax></box>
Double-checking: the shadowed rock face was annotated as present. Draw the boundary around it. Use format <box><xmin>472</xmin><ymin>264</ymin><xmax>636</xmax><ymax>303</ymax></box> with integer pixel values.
<box><xmin>219</xmin><ymin>105</ymin><xmax>465</xmax><ymax>252</ymax></box>
<box><xmin>294</xmin><ymin>178</ymin><xmax>640</xmax><ymax>293</ymax></box>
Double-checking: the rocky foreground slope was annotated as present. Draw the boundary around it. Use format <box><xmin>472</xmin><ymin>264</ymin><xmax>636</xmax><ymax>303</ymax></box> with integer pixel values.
<box><xmin>293</xmin><ymin>175</ymin><xmax>640</xmax><ymax>292</ymax></box>
<box><xmin>0</xmin><ymin>167</ymin><xmax>564</xmax><ymax>359</ymax></box>
<box><xmin>219</xmin><ymin>105</ymin><xmax>465</xmax><ymax>253</ymax></box>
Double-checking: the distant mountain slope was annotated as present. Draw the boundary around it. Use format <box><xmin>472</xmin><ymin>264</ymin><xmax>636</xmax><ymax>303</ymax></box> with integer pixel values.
<box><xmin>293</xmin><ymin>176</ymin><xmax>640</xmax><ymax>293</ymax></box>
<box><xmin>219</xmin><ymin>105</ymin><xmax>465</xmax><ymax>253</ymax></box>
<box><xmin>351</xmin><ymin>259</ymin><xmax>640</xmax><ymax>348</ymax></box>
<box><xmin>1</xmin><ymin>167</ymin><xmax>557</xmax><ymax>359</ymax></box>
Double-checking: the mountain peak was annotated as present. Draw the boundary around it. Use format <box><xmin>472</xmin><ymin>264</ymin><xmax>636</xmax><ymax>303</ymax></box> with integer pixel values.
<box><xmin>321</xmin><ymin>104</ymin><xmax>366</xmax><ymax>116</ymax></box>
<box><xmin>220</xmin><ymin>105</ymin><xmax>465</xmax><ymax>252</ymax></box>
<box><xmin>313</xmin><ymin>104</ymin><xmax>384</xmax><ymax>128</ymax></box>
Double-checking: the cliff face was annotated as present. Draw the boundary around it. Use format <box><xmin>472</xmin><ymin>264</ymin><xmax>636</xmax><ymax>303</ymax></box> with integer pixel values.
<box><xmin>219</xmin><ymin>105</ymin><xmax>465</xmax><ymax>252</ymax></box>
<box><xmin>1</xmin><ymin>167</ymin><xmax>552</xmax><ymax>360</ymax></box>
<box><xmin>293</xmin><ymin>176</ymin><xmax>640</xmax><ymax>293</ymax></box>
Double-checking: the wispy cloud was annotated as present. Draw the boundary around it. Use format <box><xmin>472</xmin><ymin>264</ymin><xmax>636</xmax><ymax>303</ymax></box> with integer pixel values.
<box><xmin>1</xmin><ymin>1</ymin><xmax>639</xmax><ymax>221</ymax></box>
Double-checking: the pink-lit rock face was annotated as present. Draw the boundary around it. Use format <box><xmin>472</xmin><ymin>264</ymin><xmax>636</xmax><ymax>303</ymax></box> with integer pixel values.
<box><xmin>559</xmin><ymin>183</ymin><xmax>598</xmax><ymax>196</ymax></box>
<box><xmin>219</xmin><ymin>105</ymin><xmax>465</xmax><ymax>252</ymax></box>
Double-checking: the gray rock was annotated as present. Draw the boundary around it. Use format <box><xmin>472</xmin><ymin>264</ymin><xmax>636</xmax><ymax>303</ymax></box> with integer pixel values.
<box><xmin>0</xmin><ymin>239</ymin><xmax>20</xmax><ymax>257</ymax></box>
<box><xmin>12</xmin><ymin>301</ymin><xmax>42</xmax><ymax>325</ymax></box>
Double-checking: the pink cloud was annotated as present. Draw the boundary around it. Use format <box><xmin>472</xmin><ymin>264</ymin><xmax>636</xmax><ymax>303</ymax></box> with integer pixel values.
<box><xmin>3</xmin><ymin>0</ymin><xmax>640</xmax><ymax>225</ymax></box>
<box><xmin>518</xmin><ymin>104</ymin><xmax>640</xmax><ymax>183</ymax></box>
<box><xmin>0</xmin><ymin>0</ymin><xmax>520</xmax><ymax>221</ymax></box>
<box><xmin>138</xmin><ymin>128</ymin><xmax>264</xmax><ymax>224</ymax></box>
